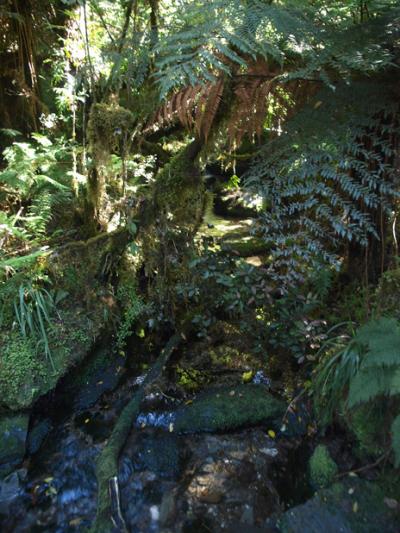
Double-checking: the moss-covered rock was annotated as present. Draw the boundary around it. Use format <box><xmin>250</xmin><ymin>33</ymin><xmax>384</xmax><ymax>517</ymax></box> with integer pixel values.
<box><xmin>308</xmin><ymin>445</ymin><xmax>338</xmax><ymax>490</ymax></box>
<box><xmin>0</xmin><ymin>414</ymin><xmax>29</xmax><ymax>477</ymax></box>
<box><xmin>276</xmin><ymin>478</ymin><xmax>399</xmax><ymax>533</ymax></box>
<box><xmin>26</xmin><ymin>418</ymin><xmax>53</xmax><ymax>456</ymax></box>
<box><xmin>174</xmin><ymin>384</ymin><xmax>285</xmax><ymax>433</ymax></box>
<box><xmin>0</xmin><ymin>303</ymin><xmax>106</xmax><ymax>411</ymax></box>
<box><xmin>0</xmin><ymin>230</ymin><xmax>128</xmax><ymax>411</ymax></box>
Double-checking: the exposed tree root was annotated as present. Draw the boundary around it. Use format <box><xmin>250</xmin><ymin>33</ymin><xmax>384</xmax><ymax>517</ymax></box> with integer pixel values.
<box><xmin>90</xmin><ymin>333</ymin><xmax>182</xmax><ymax>532</ymax></box>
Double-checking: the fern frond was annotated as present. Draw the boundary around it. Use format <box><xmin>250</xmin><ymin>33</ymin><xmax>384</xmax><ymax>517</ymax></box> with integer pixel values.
<box><xmin>347</xmin><ymin>367</ymin><xmax>400</xmax><ymax>407</ymax></box>
<box><xmin>355</xmin><ymin>319</ymin><xmax>400</xmax><ymax>368</ymax></box>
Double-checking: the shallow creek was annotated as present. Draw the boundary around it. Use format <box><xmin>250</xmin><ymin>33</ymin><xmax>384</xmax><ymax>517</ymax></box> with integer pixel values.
<box><xmin>0</xmin><ymin>353</ymin><xmax>313</xmax><ymax>533</ymax></box>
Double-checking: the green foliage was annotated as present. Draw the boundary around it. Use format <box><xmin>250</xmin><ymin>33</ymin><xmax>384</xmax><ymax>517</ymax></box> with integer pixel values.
<box><xmin>0</xmin><ymin>134</ymin><xmax>71</xmax><ymax>199</ymax></box>
<box><xmin>116</xmin><ymin>279</ymin><xmax>145</xmax><ymax>350</ymax></box>
<box><xmin>347</xmin><ymin>319</ymin><xmax>400</xmax><ymax>406</ymax></box>
<box><xmin>267</xmin><ymin>285</ymin><xmax>328</xmax><ymax>363</ymax></box>
<box><xmin>314</xmin><ymin>318</ymin><xmax>400</xmax><ymax>464</ymax></box>
<box><xmin>0</xmin><ymin>134</ymin><xmax>73</xmax><ymax>248</ymax></box>
<box><xmin>12</xmin><ymin>282</ymin><xmax>67</xmax><ymax>371</ymax></box>
<box><xmin>313</xmin><ymin>323</ymin><xmax>360</xmax><ymax>424</ymax></box>
<box><xmin>309</xmin><ymin>445</ymin><xmax>338</xmax><ymax>490</ymax></box>
<box><xmin>154</xmin><ymin>0</ymin><xmax>398</xmax><ymax>96</ymax></box>
<box><xmin>245</xmin><ymin>81</ymin><xmax>399</xmax><ymax>284</ymax></box>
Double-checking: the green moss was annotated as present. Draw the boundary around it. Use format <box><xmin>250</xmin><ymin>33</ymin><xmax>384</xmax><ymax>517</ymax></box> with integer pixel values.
<box><xmin>0</xmin><ymin>300</ymin><xmax>106</xmax><ymax>411</ymax></box>
<box><xmin>0</xmin><ymin>331</ymin><xmax>47</xmax><ymax>410</ymax></box>
<box><xmin>309</xmin><ymin>445</ymin><xmax>338</xmax><ymax>490</ymax></box>
<box><xmin>176</xmin><ymin>366</ymin><xmax>210</xmax><ymax>392</ymax></box>
<box><xmin>174</xmin><ymin>384</ymin><xmax>285</xmax><ymax>433</ymax></box>
<box><xmin>220</xmin><ymin>237</ymin><xmax>271</xmax><ymax>257</ymax></box>
<box><xmin>88</xmin><ymin>103</ymin><xmax>135</xmax><ymax>156</ymax></box>
<box><xmin>153</xmin><ymin>145</ymin><xmax>205</xmax><ymax>232</ymax></box>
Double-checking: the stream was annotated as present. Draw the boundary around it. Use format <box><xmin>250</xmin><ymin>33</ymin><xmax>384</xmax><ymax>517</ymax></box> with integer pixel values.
<box><xmin>0</xmin><ymin>342</ymin><xmax>313</xmax><ymax>533</ymax></box>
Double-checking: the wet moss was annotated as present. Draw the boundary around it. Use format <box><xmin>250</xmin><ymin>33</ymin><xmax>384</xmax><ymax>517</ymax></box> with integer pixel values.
<box><xmin>174</xmin><ymin>384</ymin><xmax>285</xmax><ymax>433</ymax></box>
<box><xmin>308</xmin><ymin>445</ymin><xmax>338</xmax><ymax>490</ymax></box>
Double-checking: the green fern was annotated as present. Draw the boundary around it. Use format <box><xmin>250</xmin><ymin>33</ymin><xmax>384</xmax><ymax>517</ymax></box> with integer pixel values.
<box><xmin>154</xmin><ymin>0</ymin><xmax>399</xmax><ymax>97</ymax></box>
<box><xmin>245</xmin><ymin>81</ymin><xmax>399</xmax><ymax>284</ymax></box>
<box><xmin>314</xmin><ymin>317</ymin><xmax>400</xmax><ymax>465</ymax></box>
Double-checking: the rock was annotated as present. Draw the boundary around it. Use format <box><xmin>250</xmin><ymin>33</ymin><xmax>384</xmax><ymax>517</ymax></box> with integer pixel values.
<box><xmin>198</xmin><ymin>488</ymin><xmax>224</xmax><ymax>504</ymax></box>
<box><xmin>121</xmin><ymin>429</ymin><xmax>183</xmax><ymax>480</ymax></box>
<box><xmin>276</xmin><ymin>478</ymin><xmax>400</xmax><ymax>533</ymax></box>
<box><xmin>0</xmin><ymin>414</ymin><xmax>29</xmax><ymax>476</ymax></box>
<box><xmin>26</xmin><ymin>418</ymin><xmax>53</xmax><ymax>455</ymax></box>
<box><xmin>61</xmin><ymin>346</ymin><xmax>126</xmax><ymax>412</ymax></box>
<box><xmin>159</xmin><ymin>490</ymin><xmax>177</xmax><ymax>526</ymax></box>
<box><xmin>174</xmin><ymin>384</ymin><xmax>286</xmax><ymax>434</ymax></box>
<box><xmin>174</xmin><ymin>430</ymin><xmax>282</xmax><ymax>531</ymax></box>
<box><xmin>0</xmin><ymin>469</ymin><xmax>26</xmax><ymax>515</ymax></box>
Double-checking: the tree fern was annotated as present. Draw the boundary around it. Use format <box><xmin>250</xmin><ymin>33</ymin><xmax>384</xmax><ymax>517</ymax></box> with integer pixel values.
<box><xmin>154</xmin><ymin>0</ymin><xmax>399</xmax><ymax>97</ymax></box>
<box><xmin>244</xmin><ymin>81</ymin><xmax>400</xmax><ymax>284</ymax></box>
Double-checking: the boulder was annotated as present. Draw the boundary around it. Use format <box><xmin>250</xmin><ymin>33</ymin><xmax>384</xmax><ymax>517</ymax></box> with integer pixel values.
<box><xmin>0</xmin><ymin>414</ymin><xmax>29</xmax><ymax>477</ymax></box>
<box><xmin>276</xmin><ymin>478</ymin><xmax>399</xmax><ymax>533</ymax></box>
<box><xmin>174</xmin><ymin>384</ymin><xmax>285</xmax><ymax>434</ymax></box>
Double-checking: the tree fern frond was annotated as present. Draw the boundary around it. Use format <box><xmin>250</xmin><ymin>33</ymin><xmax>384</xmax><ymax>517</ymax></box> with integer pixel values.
<box><xmin>355</xmin><ymin>318</ymin><xmax>400</xmax><ymax>368</ymax></box>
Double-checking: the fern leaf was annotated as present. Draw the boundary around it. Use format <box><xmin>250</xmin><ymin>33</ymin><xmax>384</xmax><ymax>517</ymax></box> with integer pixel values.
<box><xmin>355</xmin><ymin>318</ymin><xmax>400</xmax><ymax>368</ymax></box>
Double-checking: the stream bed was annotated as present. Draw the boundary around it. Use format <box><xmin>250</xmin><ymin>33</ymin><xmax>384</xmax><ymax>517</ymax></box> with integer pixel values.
<box><xmin>0</xmin><ymin>350</ymin><xmax>310</xmax><ymax>533</ymax></box>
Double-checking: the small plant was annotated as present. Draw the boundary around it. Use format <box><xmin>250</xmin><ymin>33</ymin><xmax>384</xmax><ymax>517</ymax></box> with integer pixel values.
<box><xmin>313</xmin><ymin>321</ymin><xmax>359</xmax><ymax>424</ymax></box>
<box><xmin>13</xmin><ymin>282</ymin><xmax>67</xmax><ymax>371</ymax></box>
<box><xmin>116</xmin><ymin>280</ymin><xmax>145</xmax><ymax>350</ymax></box>
<box><xmin>309</xmin><ymin>444</ymin><xmax>338</xmax><ymax>490</ymax></box>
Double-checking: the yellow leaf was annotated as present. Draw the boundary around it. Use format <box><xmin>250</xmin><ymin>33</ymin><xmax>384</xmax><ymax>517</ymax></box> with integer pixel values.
<box><xmin>242</xmin><ymin>371</ymin><xmax>253</xmax><ymax>383</ymax></box>
<box><xmin>44</xmin><ymin>477</ymin><xmax>53</xmax><ymax>484</ymax></box>
<box><xmin>268</xmin><ymin>430</ymin><xmax>276</xmax><ymax>439</ymax></box>
<box><xmin>353</xmin><ymin>502</ymin><xmax>358</xmax><ymax>513</ymax></box>
<box><xmin>69</xmin><ymin>518</ymin><xmax>83</xmax><ymax>527</ymax></box>
<box><xmin>85</xmin><ymin>418</ymin><xmax>90</xmax><ymax>424</ymax></box>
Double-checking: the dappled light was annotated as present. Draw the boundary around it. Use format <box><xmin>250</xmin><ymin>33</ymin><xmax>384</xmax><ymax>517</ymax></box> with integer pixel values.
<box><xmin>1</xmin><ymin>1</ymin><xmax>400</xmax><ymax>531</ymax></box>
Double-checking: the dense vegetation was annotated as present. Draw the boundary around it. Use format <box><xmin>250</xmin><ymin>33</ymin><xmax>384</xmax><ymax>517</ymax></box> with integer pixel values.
<box><xmin>1</xmin><ymin>0</ymin><xmax>400</xmax><ymax>531</ymax></box>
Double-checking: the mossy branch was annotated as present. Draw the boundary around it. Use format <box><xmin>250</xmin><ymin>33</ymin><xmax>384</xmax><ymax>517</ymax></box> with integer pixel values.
<box><xmin>91</xmin><ymin>333</ymin><xmax>182</xmax><ymax>532</ymax></box>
